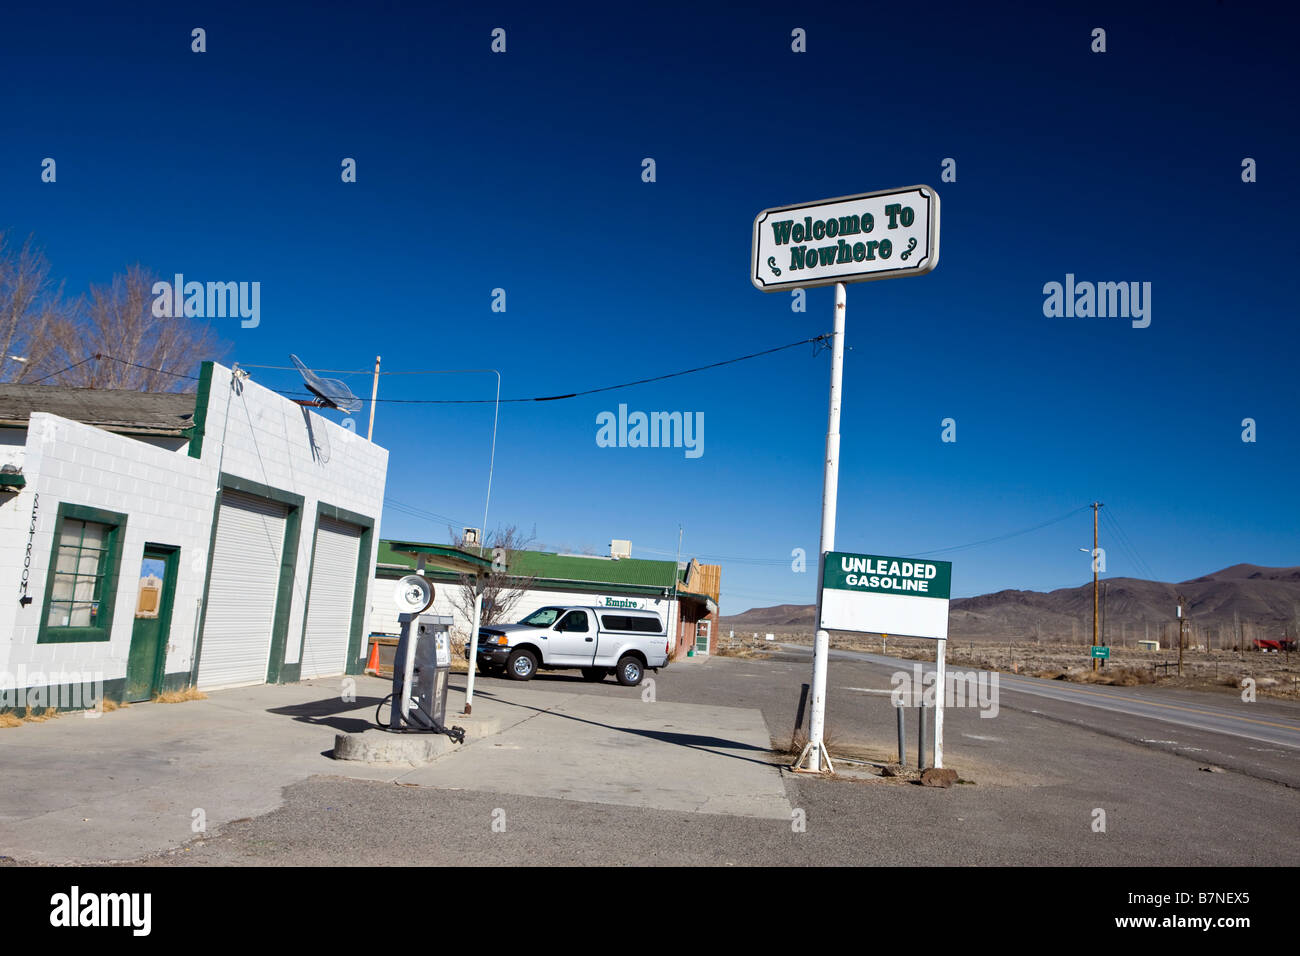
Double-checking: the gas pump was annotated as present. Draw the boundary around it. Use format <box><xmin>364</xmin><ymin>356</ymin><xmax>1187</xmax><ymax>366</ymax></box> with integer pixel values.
<box><xmin>383</xmin><ymin>575</ymin><xmax>465</xmax><ymax>742</ymax></box>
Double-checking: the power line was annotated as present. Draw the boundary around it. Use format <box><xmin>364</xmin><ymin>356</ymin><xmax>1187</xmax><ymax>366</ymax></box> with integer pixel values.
<box><xmin>28</xmin><ymin>354</ymin><xmax>201</xmax><ymax>386</ymax></box>
<box><xmin>251</xmin><ymin>334</ymin><xmax>832</xmax><ymax>405</ymax></box>
<box><xmin>1099</xmin><ymin>509</ymin><xmax>1145</xmax><ymax>578</ymax></box>
<box><xmin>27</xmin><ymin>356</ymin><xmax>96</xmax><ymax>384</ymax></box>
<box><xmin>383</xmin><ymin>496</ymin><xmax>473</xmax><ymax>531</ymax></box>
<box><xmin>31</xmin><ymin>336</ymin><xmax>831</xmax><ymax>407</ymax></box>
<box><xmin>1102</xmin><ymin>507</ymin><xmax>1160</xmax><ymax>581</ymax></box>
<box><xmin>908</xmin><ymin>505</ymin><xmax>1092</xmax><ymax>557</ymax></box>
<box><xmin>98</xmin><ymin>354</ymin><xmax>200</xmax><ymax>380</ymax></box>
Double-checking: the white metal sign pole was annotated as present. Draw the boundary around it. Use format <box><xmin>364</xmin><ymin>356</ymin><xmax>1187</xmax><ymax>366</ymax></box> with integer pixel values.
<box><xmin>463</xmin><ymin>580</ymin><xmax>484</xmax><ymax>714</ymax></box>
<box><xmin>933</xmin><ymin>637</ymin><xmax>945</xmax><ymax>768</ymax></box>
<box><xmin>799</xmin><ymin>281</ymin><xmax>846</xmax><ymax>774</ymax></box>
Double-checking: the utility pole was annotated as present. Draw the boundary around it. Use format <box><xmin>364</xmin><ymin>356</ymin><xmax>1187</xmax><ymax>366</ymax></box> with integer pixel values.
<box><xmin>1091</xmin><ymin>502</ymin><xmax>1103</xmax><ymax>671</ymax></box>
<box><xmin>366</xmin><ymin>356</ymin><xmax>381</xmax><ymax>441</ymax></box>
<box><xmin>1177</xmin><ymin>594</ymin><xmax>1186</xmax><ymax>677</ymax></box>
<box><xmin>1100</xmin><ymin>581</ymin><xmax>1108</xmax><ymax>667</ymax></box>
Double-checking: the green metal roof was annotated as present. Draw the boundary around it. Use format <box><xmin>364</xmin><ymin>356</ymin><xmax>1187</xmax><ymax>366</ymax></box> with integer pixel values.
<box><xmin>377</xmin><ymin>539</ymin><xmax>676</xmax><ymax>589</ymax></box>
<box><xmin>383</xmin><ymin>540</ymin><xmax>498</xmax><ymax>575</ymax></box>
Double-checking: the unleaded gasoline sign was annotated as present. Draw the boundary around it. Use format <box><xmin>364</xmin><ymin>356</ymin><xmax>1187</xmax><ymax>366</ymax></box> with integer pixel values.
<box><xmin>751</xmin><ymin>185</ymin><xmax>939</xmax><ymax>292</ymax></box>
<box><xmin>819</xmin><ymin>551</ymin><xmax>952</xmax><ymax>640</ymax></box>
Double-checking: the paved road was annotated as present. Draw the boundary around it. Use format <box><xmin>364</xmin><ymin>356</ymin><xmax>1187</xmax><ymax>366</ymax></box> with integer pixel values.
<box><xmin>123</xmin><ymin>651</ymin><xmax>1300</xmax><ymax>866</ymax></box>
<box><xmin>784</xmin><ymin>643</ymin><xmax>1300</xmax><ymax>786</ymax></box>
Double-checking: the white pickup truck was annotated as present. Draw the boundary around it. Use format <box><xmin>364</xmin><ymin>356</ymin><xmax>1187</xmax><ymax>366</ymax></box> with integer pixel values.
<box><xmin>469</xmin><ymin>605</ymin><xmax>669</xmax><ymax>686</ymax></box>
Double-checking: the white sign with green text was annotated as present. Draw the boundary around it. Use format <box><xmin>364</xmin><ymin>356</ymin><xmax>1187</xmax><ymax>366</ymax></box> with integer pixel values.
<box><xmin>751</xmin><ymin>185</ymin><xmax>940</xmax><ymax>292</ymax></box>
<box><xmin>820</xmin><ymin>551</ymin><xmax>953</xmax><ymax>640</ymax></box>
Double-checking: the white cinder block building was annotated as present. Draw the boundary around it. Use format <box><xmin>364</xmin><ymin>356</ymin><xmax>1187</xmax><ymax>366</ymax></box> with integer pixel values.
<box><xmin>0</xmin><ymin>362</ymin><xmax>388</xmax><ymax>711</ymax></box>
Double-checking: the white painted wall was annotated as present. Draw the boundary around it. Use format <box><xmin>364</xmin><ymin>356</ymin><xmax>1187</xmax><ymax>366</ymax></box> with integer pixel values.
<box><xmin>202</xmin><ymin>366</ymin><xmax>387</xmax><ymax>674</ymax></box>
<box><xmin>0</xmin><ymin>363</ymin><xmax>389</xmax><ymax>695</ymax></box>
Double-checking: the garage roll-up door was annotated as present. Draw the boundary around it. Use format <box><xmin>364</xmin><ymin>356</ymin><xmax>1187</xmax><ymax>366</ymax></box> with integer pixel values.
<box><xmin>198</xmin><ymin>489</ymin><xmax>288</xmax><ymax>690</ymax></box>
<box><xmin>299</xmin><ymin>515</ymin><xmax>363</xmax><ymax>679</ymax></box>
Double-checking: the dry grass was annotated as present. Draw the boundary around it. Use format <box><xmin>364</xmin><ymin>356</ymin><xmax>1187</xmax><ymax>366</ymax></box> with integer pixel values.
<box><xmin>153</xmin><ymin>687</ymin><xmax>208</xmax><ymax>704</ymax></box>
<box><xmin>0</xmin><ymin>713</ymin><xmax>23</xmax><ymax>729</ymax></box>
<box><xmin>99</xmin><ymin>699</ymin><xmax>125</xmax><ymax>712</ymax></box>
<box><xmin>22</xmin><ymin>706</ymin><xmax>59</xmax><ymax>722</ymax></box>
<box><xmin>779</xmin><ymin>725</ymin><xmax>841</xmax><ymax>757</ymax></box>
<box><xmin>1033</xmin><ymin>666</ymin><xmax>1154</xmax><ymax>687</ymax></box>
<box><xmin>715</xmin><ymin>643</ymin><xmax>772</xmax><ymax>659</ymax></box>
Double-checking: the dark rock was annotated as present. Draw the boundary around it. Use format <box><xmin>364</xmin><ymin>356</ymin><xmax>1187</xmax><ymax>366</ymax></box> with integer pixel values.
<box><xmin>920</xmin><ymin>768</ymin><xmax>959</xmax><ymax>788</ymax></box>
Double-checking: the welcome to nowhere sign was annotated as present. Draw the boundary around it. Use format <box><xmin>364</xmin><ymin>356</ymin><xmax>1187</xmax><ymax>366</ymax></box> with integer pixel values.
<box><xmin>751</xmin><ymin>185</ymin><xmax>939</xmax><ymax>292</ymax></box>
<box><xmin>820</xmin><ymin>551</ymin><xmax>953</xmax><ymax>640</ymax></box>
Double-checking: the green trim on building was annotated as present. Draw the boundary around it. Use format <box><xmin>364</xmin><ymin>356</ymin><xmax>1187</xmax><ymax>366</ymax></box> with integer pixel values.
<box><xmin>265</xmin><ymin>495</ymin><xmax>303</xmax><ymax>685</ymax></box>
<box><xmin>36</xmin><ymin>502</ymin><xmax>129</xmax><ymax>644</ymax></box>
<box><xmin>186</xmin><ymin>361</ymin><xmax>215</xmax><ymax>459</ymax></box>
<box><xmin>220</xmin><ymin>472</ymin><xmax>306</xmax><ymax>510</ymax></box>
<box><xmin>295</xmin><ymin>502</ymin><xmax>376</xmax><ymax>678</ymax></box>
<box><xmin>192</xmin><ymin>473</ymin><xmax>304</xmax><ymax>687</ymax></box>
<box><xmin>189</xmin><ymin>489</ymin><xmax>224</xmax><ymax>687</ymax></box>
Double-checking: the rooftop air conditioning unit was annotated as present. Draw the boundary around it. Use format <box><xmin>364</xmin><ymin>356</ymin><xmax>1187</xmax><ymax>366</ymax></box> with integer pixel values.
<box><xmin>610</xmin><ymin>539</ymin><xmax>632</xmax><ymax>560</ymax></box>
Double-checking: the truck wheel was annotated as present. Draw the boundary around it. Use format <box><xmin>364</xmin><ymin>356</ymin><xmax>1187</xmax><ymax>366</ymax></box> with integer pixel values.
<box><xmin>581</xmin><ymin>667</ymin><xmax>609</xmax><ymax>682</ymax></box>
<box><xmin>615</xmin><ymin>656</ymin><xmax>644</xmax><ymax>686</ymax></box>
<box><xmin>506</xmin><ymin>649</ymin><xmax>537</xmax><ymax>681</ymax></box>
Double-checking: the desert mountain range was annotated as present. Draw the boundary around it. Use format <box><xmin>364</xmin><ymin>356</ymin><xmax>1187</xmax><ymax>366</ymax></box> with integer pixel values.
<box><xmin>720</xmin><ymin>564</ymin><xmax>1300</xmax><ymax>644</ymax></box>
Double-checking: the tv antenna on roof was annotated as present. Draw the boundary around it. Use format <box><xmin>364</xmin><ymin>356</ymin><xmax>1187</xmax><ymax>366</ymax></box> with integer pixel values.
<box><xmin>290</xmin><ymin>354</ymin><xmax>363</xmax><ymax>414</ymax></box>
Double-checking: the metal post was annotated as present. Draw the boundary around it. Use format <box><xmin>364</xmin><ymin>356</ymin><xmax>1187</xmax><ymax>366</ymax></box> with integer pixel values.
<box><xmin>918</xmin><ymin>702</ymin><xmax>928</xmax><ymax>769</ymax></box>
<box><xmin>896</xmin><ymin>704</ymin><xmax>906</xmax><ymax>767</ymax></box>
<box><xmin>479</xmin><ymin>371</ymin><xmax>501</xmax><ymax>555</ymax></box>
<box><xmin>462</xmin><ymin>580</ymin><xmax>484</xmax><ymax>714</ymax></box>
<box><xmin>795</xmin><ymin>282</ymin><xmax>846</xmax><ymax>775</ymax></box>
<box><xmin>366</xmin><ymin>356</ymin><xmax>380</xmax><ymax>441</ymax></box>
<box><xmin>934</xmin><ymin>639</ymin><xmax>946</xmax><ymax>768</ymax></box>
<box><xmin>1092</xmin><ymin>502</ymin><xmax>1100</xmax><ymax>672</ymax></box>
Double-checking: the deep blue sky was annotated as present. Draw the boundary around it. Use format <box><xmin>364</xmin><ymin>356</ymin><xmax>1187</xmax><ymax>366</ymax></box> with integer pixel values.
<box><xmin>4</xmin><ymin>1</ymin><xmax>1297</xmax><ymax>612</ymax></box>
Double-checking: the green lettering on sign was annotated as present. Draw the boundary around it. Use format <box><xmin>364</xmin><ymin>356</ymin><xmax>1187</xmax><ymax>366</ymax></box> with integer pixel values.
<box><xmin>822</xmin><ymin>552</ymin><xmax>952</xmax><ymax>600</ymax></box>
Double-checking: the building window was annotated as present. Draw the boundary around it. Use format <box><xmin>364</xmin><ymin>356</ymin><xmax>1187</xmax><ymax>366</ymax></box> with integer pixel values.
<box><xmin>38</xmin><ymin>504</ymin><xmax>128</xmax><ymax>644</ymax></box>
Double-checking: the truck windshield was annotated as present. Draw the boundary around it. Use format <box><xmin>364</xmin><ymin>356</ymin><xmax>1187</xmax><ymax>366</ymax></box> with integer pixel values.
<box><xmin>519</xmin><ymin>607</ymin><xmax>563</xmax><ymax>627</ymax></box>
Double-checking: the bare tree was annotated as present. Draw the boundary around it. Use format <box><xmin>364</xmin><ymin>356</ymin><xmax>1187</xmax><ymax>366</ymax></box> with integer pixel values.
<box><xmin>41</xmin><ymin>265</ymin><xmax>228</xmax><ymax>391</ymax></box>
<box><xmin>447</xmin><ymin>525</ymin><xmax>539</xmax><ymax>629</ymax></box>
<box><xmin>0</xmin><ymin>232</ymin><xmax>71</xmax><ymax>383</ymax></box>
